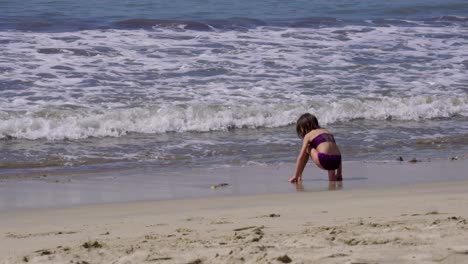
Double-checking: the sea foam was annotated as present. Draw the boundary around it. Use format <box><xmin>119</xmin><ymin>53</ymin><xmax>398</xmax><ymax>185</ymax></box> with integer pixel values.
<box><xmin>1</xmin><ymin>95</ymin><xmax>466</xmax><ymax>140</ymax></box>
<box><xmin>1</xmin><ymin>24</ymin><xmax>467</xmax><ymax>140</ymax></box>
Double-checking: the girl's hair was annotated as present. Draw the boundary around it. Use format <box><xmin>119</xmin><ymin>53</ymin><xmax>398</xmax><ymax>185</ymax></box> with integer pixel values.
<box><xmin>296</xmin><ymin>113</ymin><xmax>321</xmax><ymax>138</ymax></box>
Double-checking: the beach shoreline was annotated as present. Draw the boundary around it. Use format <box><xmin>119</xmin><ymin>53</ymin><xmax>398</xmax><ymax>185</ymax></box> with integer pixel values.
<box><xmin>1</xmin><ymin>178</ymin><xmax>468</xmax><ymax>263</ymax></box>
<box><xmin>1</xmin><ymin>159</ymin><xmax>467</xmax><ymax>212</ymax></box>
<box><xmin>1</xmin><ymin>160</ymin><xmax>468</xmax><ymax>263</ymax></box>
<box><xmin>2</xmin><ymin>1</ymin><xmax>468</xmax><ymax>263</ymax></box>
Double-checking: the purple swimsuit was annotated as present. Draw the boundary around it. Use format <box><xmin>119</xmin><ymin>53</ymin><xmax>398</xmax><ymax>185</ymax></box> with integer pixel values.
<box><xmin>309</xmin><ymin>133</ymin><xmax>341</xmax><ymax>170</ymax></box>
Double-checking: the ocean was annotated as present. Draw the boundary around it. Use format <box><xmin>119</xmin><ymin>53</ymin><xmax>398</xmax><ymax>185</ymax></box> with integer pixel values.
<box><xmin>1</xmin><ymin>0</ymin><xmax>468</xmax><ymax>176</ymax></box>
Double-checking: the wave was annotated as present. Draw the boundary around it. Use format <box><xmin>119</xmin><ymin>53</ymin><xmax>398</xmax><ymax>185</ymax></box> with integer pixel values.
<box><xmin>428</xmin><ymin>15</ymin><xmax>468</xmax><ymax>22</ymax></box>
<box><xmin>115</xmin><ymin>17</ymin><xmax>267</xmax><ymax>31</ymax></box>
<box><xmin>384</xmin><ymin>2</ymin><xmax>468</xmax><ymax>16</ymax></box>
<box><xmin>1</xmin><ymin>95</ymin><xmax>467</xmax><ymax>140</ymax></box>
<box><xmin>414</xmin><ymin>133</ymin><xmax>468</xmax><ymax>147</ymax></box>
<box><xmin>290</xmin><ymin>17</ymin><xmax>343</xmax><ymax>28</ymax></box>
<box><xmin>112</xmin><ymin>16</ymin><xmax>468</xmax><ymax>31</ymax></box>
<box><xmin>3</xmin><ymin>14</ymin><xmax>468</xmax><ymax>32</ymax></box>
<box><xmin>0</xmin><ymin>157</ymin><xmax>117</xmax><ymax>169</ymax></box>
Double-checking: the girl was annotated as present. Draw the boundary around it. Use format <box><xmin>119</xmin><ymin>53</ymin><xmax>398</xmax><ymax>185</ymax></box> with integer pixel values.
<box><xmin>289</xmin><ymin>113</ymin><xmax>342</xmax><ymax>183</ymax></box>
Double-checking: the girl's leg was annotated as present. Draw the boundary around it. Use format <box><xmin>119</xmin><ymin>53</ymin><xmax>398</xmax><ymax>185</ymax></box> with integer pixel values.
<box><xmin>309</xmin><ymin>148</ymin><xmax>324</xmax><ymax>170</ymax></box>
<box><xmin>328</xmin><ymin>170</ymin><xmax>338</xmax><ymax>181</ymax></box>
<box><xmin>311</xmin><ymin>149</ymin><xmax>339</xmax><ymax>181</ymax></box>
<box><xmin>336</xmin><ymin>160</ymin><xmax>343</xmax><ymax>181</ymax></box>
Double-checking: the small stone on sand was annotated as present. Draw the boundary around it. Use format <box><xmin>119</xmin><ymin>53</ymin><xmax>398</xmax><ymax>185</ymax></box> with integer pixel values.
<box><xmin>82</xmin><ymin>241</ymin><xmax>103</xmax><ymax>249</ymax></box>
<box><xmin>277</xmin><ymin>255</ymin><xmax>292</xmax><ymax>263</ymax></box>
<box><xmin>187</xmin><ymin>258</ymin><xmax>203</xmax><ymax>264</ymax></box>
<box><xmin>233</xmin><ymin>226</ymin><xmax>257</xmax><ymax>231</ymax></box>
<box><xmin>451</xmin><ymin>246</ymin><xmax>468</xmax><ymax>254</ymax></box>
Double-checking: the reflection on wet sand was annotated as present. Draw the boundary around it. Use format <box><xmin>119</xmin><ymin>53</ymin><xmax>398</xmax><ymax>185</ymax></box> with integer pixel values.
<box><xmin>294</xmin><ymin>182</ymin><xmax>304</xmax><ymax>192</ymax></box>
<box><xmin>292</xmin><ymin>180</ymin><xmax>343</xmax><ymax>192</ymax></box>
<box><xmin>328</xmin><ymin>181</ymin><xmax>343</xmax><ymax>191</ymax></box>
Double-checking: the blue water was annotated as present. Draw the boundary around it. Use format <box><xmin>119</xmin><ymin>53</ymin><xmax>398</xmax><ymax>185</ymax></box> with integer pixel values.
<box><xmin>1</xmin><ymin>0</ymin><xmax>468</xmax><ymax>31</ymax></box>
<box><xmin>1</xmin><ymin>0</ymin><xmax>468</xmax><ymax>175</ymax></box>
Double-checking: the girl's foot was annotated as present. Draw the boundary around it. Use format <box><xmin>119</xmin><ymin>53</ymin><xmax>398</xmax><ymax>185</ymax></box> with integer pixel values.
<box><xmin>336</xmin><ymin>174</ymin><xmax>343</xmax><ymax>181</ymax></box>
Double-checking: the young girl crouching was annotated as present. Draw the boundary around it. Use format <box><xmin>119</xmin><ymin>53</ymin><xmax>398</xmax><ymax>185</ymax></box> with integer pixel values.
<box><xmin>289</xmin><ymin>113</ymin><xmax>343</xmax><ymax>183</ymax></box>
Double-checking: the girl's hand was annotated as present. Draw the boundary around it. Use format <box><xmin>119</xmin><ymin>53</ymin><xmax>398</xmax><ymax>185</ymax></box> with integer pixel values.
<box><xmin>289</xmin><ymin>175</ymin><xmax>301</xmax><ymax>183</ymax></box>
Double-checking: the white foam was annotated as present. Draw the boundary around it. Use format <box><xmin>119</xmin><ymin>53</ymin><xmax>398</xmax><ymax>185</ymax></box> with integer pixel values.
<box><xmin>0</xmin><ymin>95</ymin><xmax>467</xmax><ymax>140</ymax></box>
<box><xmin>0</xmin><ymin>24</ymin><xmax>467</xmax><ymax>139</ymax></box>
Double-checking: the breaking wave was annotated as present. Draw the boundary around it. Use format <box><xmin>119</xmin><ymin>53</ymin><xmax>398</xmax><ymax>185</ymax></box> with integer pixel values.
<box><xmin>1</xmin><ymin>95</ymin><xmax>467</xmax><ymax>140</ymax></box>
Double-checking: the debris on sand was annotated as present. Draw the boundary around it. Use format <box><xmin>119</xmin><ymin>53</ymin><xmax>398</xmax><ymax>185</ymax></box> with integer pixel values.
<box><xmin>187</xmin><ymin>259</ymin><xmax>203</xmax><ymax>264</ymax></box>
<box><xmin>277</xmin><ymin>254</ymin><xmax>292</xmax><ymax>263</ymax></box>
<box><xmin>82</xmin><ymin>241</ymin><xmax>103</xmax><ymax>249</ymax></box>
<box><xmin>233</xmin><ymin>226</ymin><xmax>257</xmax><ymax>232</ymax></box>
<box><xmin>258</xmin><ymin>213</ymin><xmax>280</xmax><ymax>218</ymax></box>
<box><xmin>211</xmin><ymin>183</ymin><xmax>229</xmax><ymax>189</ymax></box>
<box><xmin>40</xmin><ymin>250</ymin><xmax>52</xmax><ymax>256</ymax></box>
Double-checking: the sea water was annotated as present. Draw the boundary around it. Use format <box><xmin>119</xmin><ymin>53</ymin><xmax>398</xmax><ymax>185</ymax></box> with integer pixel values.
<box><xmin>1</xmin><ymin>0</ymin><xmax>468</xmax><ymax>176</ymax></box>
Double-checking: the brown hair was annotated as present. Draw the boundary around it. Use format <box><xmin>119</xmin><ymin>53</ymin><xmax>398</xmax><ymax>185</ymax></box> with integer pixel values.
<box><xmin>296</xmin><ymin>113</ymin><xmax>321</xmax><ymax>138</ymax></box>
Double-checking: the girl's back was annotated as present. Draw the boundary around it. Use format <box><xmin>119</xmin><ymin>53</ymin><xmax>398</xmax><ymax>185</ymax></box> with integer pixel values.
<box><xmin>306</xmin><ymin>129</ymin><xmax>341</xmax><ymax>156</ymax></box>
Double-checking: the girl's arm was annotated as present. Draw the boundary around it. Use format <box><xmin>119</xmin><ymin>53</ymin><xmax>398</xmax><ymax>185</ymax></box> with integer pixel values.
<box><xmin>289</xmin><ymin>135</ymin><xmax>311</xmax><ymax>183</ymax></box>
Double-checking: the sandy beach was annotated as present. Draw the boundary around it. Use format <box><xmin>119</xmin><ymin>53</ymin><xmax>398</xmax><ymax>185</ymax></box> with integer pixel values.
<box><xmin>2</xmin><ymin>1</ymin><xmax>468</xmax><ymax>263</ymax></box>
<box><xmin>1</xmin><ymin>161</ymin><xmax>468</xmax><ymax>263</ymax></box>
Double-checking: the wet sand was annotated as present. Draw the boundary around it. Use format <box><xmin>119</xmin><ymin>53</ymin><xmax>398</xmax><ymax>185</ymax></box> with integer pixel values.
<box><xmin>1</xmin><ymin>159</ymin><xmax>468</xmax><ymax>211</ymax></box>
<box><xmin>1</xmin><ymin>160</ymin><xmax>468</xmax><ymax>263</ymax></box>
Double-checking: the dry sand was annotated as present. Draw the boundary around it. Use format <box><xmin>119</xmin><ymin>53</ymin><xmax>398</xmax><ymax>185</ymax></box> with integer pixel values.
<box><xmin>1</xmin><ymin>177</ymin><xmax>468</xmax><ymax>264</ymax></box>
